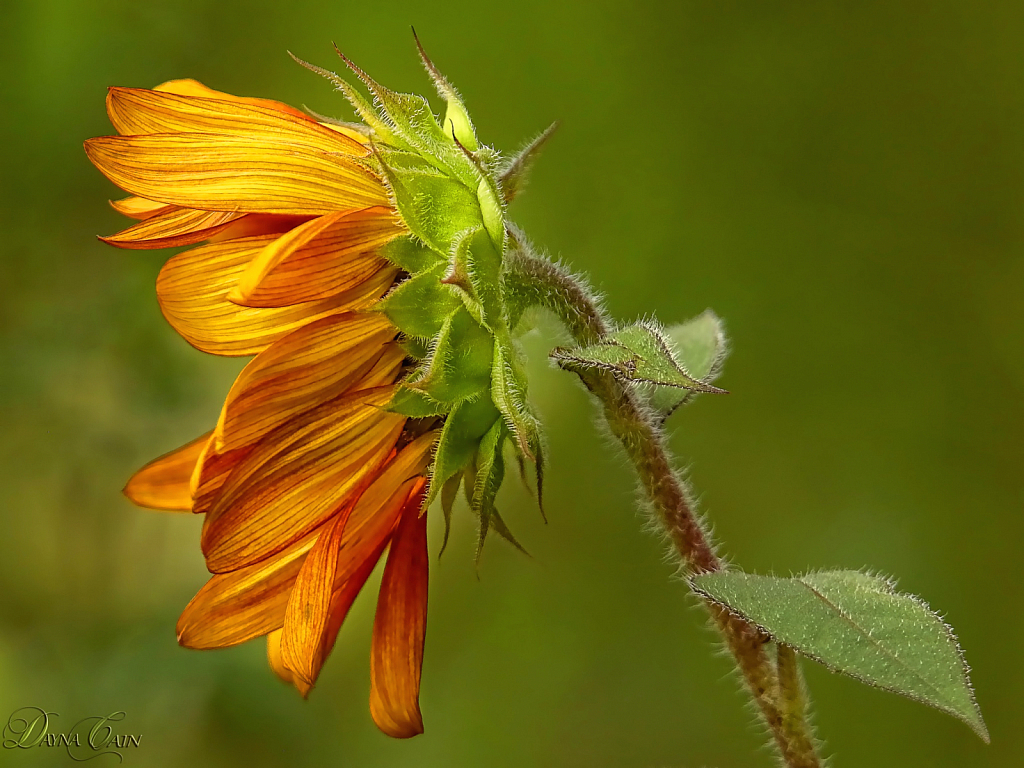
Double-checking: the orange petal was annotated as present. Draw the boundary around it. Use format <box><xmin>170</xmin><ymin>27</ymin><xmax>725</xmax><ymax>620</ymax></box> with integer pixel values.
<box><xmin>369</xmin><ymin>483</ymin><xmax>430</xmax><ymax>739</ymax></box>
<box><xmin>280</xmin><ymin>510</ymin><xmax>394</xmax><ymax>696</ymax></box>
<box><xmin>109</xmin><ymin>195</ymin><xmax>175</xmax><ymax>220</ymax></box>
<box><xmin>200</xmin><ymin>387</ymin><xmax>406</xmax><ymax>572</ymax></box>
<box><xmin>190</xmin><ymin>439</ymin><xmax>251</xmax><ymax>515</ymax></box>
<box><xmin>213</xmin><ymin>312</ymin><xmax>396</xmax><ymax>453</ymax></box>
<box><xmin>155</xmin><ymin>235</ymin><xmax>397</xmax><ymax>356</ymax></box>
<box><xmin>101</xmin><ymin>206</ymin><xmax>246</xmax><ymax>249</ymax></box>
<box><xmin>229</xmin><ymin>207</ymin><xmax>403</xmax><ymax>308</ymax></box>
<box><xmin>189</xmin><ymin>343</ymin><xmax>402</xmax><ymax>514</ymax></box>
<box><xmin>84</xmin><ymin>133</ymin><xmax>388</xmax><ymax>216</ymax></box>
<box><xmin>279</xmin><ymin>508</ymin><xmax>349</xmax><ymax>693</ymax></box>
<box><xmin>178</xmin><ymin>445</ymin><xmax>433</xmax><ymax>650</ymax></box>
<box><xmin>105</xmin><ymin>87</ymin><xmax>366</xmax><ymax>157</ymax></box>
<box><xmin>327</xmin><ymin>435</ymin><xmax>435</xmax><ymax>594</ymax></box>
<box><xmin>177</xmin><ymin>530</ymin><xmax>315</xmax><ymax>649</ymax></box>
<box><xmin>154</xmin><ymin>79</ymin><xmax>313</xmax><ymax>122</ymax></box>
<box><xmin>123</xmin><ymin>432</ymin><xmax>210</xmax><ymax>511</ymax></box>
<box><xmin>207</xmin><ymin>213</ymin><xmax>313</xmax><ymax>242</ymax></box>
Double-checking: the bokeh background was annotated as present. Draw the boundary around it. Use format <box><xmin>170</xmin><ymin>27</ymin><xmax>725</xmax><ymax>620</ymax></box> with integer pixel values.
<box><xmin>2</xmin><ymin>1</ymin><xmax>1022</xmax><ymax>766</ymax></box>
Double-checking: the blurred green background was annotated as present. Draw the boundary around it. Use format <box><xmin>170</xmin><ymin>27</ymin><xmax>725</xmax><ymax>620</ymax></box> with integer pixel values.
<box><xmin>1</xmin><ymin>1</ymin><xmax>1022</xmax><ymax>766</ymax></box>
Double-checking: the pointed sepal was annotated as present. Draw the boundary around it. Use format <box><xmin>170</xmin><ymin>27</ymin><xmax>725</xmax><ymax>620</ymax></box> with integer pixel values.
<box><xmin>334</xmin><ymin>45</ymin><xmax>477</xmax><ymax>186</ymax></box>
<box><xmin>427</xmin><ymin>396</ymin><xmax>502</xmax><ymax>509</ymax></box>
<box><xmin>498</xmin><ymin>122</ymin><xmax>559</xmax><ymax>204</ymax></box>
<box><xmin>412</xmin><ymin>29</ymin><xmax>479</xmax><ymax>151</ymax></box>
<box><xmin>377</xmin><ymin>263</ymin><xmax>460</xmax><ymax>339</ymax></box>
<box><xmin>406</xmin><ymin>306</ymin><xmax>493</xmax><ymax>404</ymax></box>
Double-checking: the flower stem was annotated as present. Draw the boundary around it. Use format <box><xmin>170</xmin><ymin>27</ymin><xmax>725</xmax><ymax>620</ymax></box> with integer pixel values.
<box><xmin>506</xmin><ymin>250</ymin><xmax>823</xmax><ymax>767</ymax></box>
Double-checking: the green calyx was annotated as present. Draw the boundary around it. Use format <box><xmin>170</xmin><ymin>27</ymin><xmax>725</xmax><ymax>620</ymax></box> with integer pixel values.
<box><xmin>304</xmin><ymin>41</ymin><xmax>553</xmax><ymax>560</ymax></box>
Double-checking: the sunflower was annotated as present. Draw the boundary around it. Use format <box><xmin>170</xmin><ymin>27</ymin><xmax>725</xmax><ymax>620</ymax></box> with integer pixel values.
<box><xmin>86</xmin><ymin>41</ymin><xmax>553</xmax><ymax>739</ymax></box>
<box><xmin>85</xmin><ymin>78</ymin><xmax>438</xmax><ymax>738</ymax></box>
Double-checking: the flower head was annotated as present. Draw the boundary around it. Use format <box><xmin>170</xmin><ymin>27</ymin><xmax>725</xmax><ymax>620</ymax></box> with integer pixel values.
<box><xmin>86</xmin><ymin>44</ymin><xmax>551</xmax><ymax>737</ymax></box>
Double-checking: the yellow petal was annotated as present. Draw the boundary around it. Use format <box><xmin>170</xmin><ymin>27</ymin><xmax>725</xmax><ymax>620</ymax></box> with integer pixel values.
<box><xmin>84</xmin><ymin>133</ymin><xmax>388</xmax><ymax>216</ymax></box>
<box><xmin>156</xmin><ymin>235</ymin><xmax>397</xmax><ymax>356</ymax></box>
<box><xmin>106</xmin><ymin>87</ymin><xmax>367</xmax><ymax>157</ymax></box>
<box><xmin>230</xmin><ymin>206</ymin><xmax>403</xmax><ymax>308</ymax></box>
<box><xmin>266</xmin><ymin>629</ymin><xmax>296</xmax><ymax>685</ymax></box>
<box><xmin>200</xmin><ymin>387</ymin><xmax>406</xmax><ymax>572</ymax></box>
<box><xmin>154</xmin><ymin>79</ymin><xmax>312</xmax><ymax>121</ymax></box>
<box><xmin>213</xmin><ymin>312</ymin><xmax>396</xmax><ymax>453</ymax></box>
<box><xmin>123</xmin><ymin>432</ymin><xmax>210</xmax><ymax>511</ymax></box>
<box><xmin>369</xmin><ymin>483</ymin><xmax>430</xmax><ymax>739</ymax></box>
<box><xmin>101</xmin><ymin>206</ymin><xmax>246</xmax><ymax>250</ymax></box>
<box><xmin>109</xmin><ymin>195</ymin><xmax>174</xmax><ymax>220</ymax></box>
<box><xmin>320</xmin><ymin>121</ymin><xmax>373</xmax><ymax>144</ymax></box>
<box><xmin>179</xmin><ymin>444</ymin><xmax>433</xmax><ymax>650</ymax></box>
<box><xmin>357</xmin><ymin>343</ymin><xmax>406</xmax><ymax>390</ymax></box>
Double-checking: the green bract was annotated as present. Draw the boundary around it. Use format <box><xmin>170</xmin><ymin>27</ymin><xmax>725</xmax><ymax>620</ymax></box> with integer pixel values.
<box><xmin>305</xmin><ymin>44</ymin><xmax>550</xmax><ymax>558</ymax></box>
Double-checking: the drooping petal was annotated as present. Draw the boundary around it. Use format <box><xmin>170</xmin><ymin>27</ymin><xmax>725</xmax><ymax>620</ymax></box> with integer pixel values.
<box><xmin>156</xmin><ymin>235</ymin><xmax>397</xmax><ymax>356</ymax></box>
<box><xmin>230</xmin><ymin>207</ymin><xmax>403</xmax><ymax>308</ymax></box>
<box><xmin>278</xmin><ymin>508</ymin><xmax>350</xmax><ymax>694</ymax></box>
<box><xmin>179</xmin><ymin>439</ymin><xmax>434</xmax><ymax>650</ymax></box>
<box><xmin>278</xmin><ymin>503</ymin><xmax>396</xmax><ymax>696</ymax></box>
<box><xmin>106</xmin><ymin>87</ymin><xmax>367</xmax><ymax>157</ymax></box>
<box><xmin>200</xmin><ymin>387</ymin><xmax>406</xmax><ymax>572</ymax></box>
<box><xmin>328</xmin><ymin>434</ymin><xmax>435</xmax><ymax>593</ymax></box>
<box><xmin>369</xmin><ymin>483</ymin><xmax>430</xmax><ymax>739</ymax></box>
<box><xmin>84</xmin><ymin>133</ymin><xmax>388</xmax><ymax>216</ymax></box>
<box><xmin>109</xmin><ymin>195</ymin><xmax>174</xmax><ymax>220</ymax></box>
<box><xmin>123</xmin><ymin>432</ymin><xmax>210</xmax><ymax>511</ymax></box>
<box><xmin>213</xmin><ymin>312</ymin><xmax>396</xmax><ymax>453</ymax></box>
<box><xmin>154</xmin><ymin>79</ymin><xmax>314</xmax><ymax>121</ymax></box>
<box><xmin>101</xmin><ymin>207</ymin><xmax>246</xmax><ymax>249</ymax></box>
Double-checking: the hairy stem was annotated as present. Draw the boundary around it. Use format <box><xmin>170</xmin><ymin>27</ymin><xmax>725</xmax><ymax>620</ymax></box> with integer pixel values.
<box><xmin>506</xmin><ymin>249</ymin><xmax>822</xmax><ymax>767</ymax></box>
<box><xmin>776</xmin><ymin>644</ymin><xmax>822</xmax><ymax>763</ymax></box>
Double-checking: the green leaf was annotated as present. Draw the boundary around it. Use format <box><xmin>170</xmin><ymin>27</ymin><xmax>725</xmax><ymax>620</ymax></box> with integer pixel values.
<box><xmin>646</xmin><ymin>311</ymin><xmax>728</xmax><ymax>413</ymax></box>
<box><xmin>665</xmin><ymin>310</ymin><xmax>727</xmax><ymax>382</ymax></box>
<box><xmin>398</xmin><ymin>335</ymin><xmax>431</xmax><ymax>361</ymax></box>
<box><xmin>287</xmin><ymin>52</ymin><xmax>408</xmax><ymax>149</ymax></box>
<box><xmin>438</xmin><ymin>471</ymin><xmax>463</xmax><ymax>557</ymax></box>
<box><xmin>691</xmin><ymin>569</ymin><xmax>988</xmax><ymax>742</ymax></box>
<box><xmin>491</xmin><ymin>339</ymin><xmax>541</xmax><ymax>461</ymax></box>
<box><xmin>551</xmin><ymin>321</ymin><xmax>727</xmax><ymax>394</ymax></box>
<box><xmin>377</xmin><ymin>263</ymin><xmax>460</xmax><ymax>338</ymax></box>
